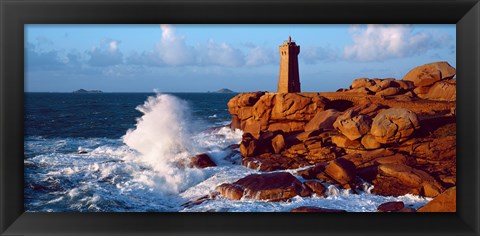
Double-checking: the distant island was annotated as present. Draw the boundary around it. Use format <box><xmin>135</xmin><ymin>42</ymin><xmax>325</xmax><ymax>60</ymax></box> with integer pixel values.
<box><xmin>72</xmin><ymin>89</ymin><xmax>103</xmax><ymax>93</ymax></box>
<box><xmin>214</xmin><ymin>88</ymin><xmax>235</xmax><ymax>93</ymax></box>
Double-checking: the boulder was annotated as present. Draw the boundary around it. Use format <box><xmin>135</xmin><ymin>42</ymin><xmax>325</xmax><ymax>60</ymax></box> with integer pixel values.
<box><xmin>372</xmin><ymin>164</ymin><xmax>444</xmax><ymax>197</ymax></box>
<box><xmin>351</xmin><ymin>78</ymin><xmax>374</xmax><ymax>89</ymax></box>
<box><xmin>346</xmin><ymin>87</ymin><xmax>373</xmax><ymax>94</ymax></box>
<box><xmin>417</xmin><ymin>187</ymin><xmax>456</xmax><ymax>212</ymax></box>
<box><xmin>271</xmin><ymin>134</ymin><xmax>286</xmax><ymax>154</ymax></box>
<box><xmin>406</xmin><ymin>136</ymin><xmax>456</xmax><ymax>186</ymax></box>
<box><xmin>361</xmin><ymin>134</ymin><xmax>381</xmax><ymax>149</ymax></box>
<box><xmin>395</xmin><ymin>80</ymin><xmax>415</xmax><ymax>90</ymax></box>
<box><xmin>421</xmin><ymin>80</ymin><xmax>456</xmax><ymax>101</ymax></box>
<box><xmin>348</xmin><ymin>103</ymin><xmax>388</xmax><ymax>117</ymax></box>
<box><xmin>189</xmin><ymin>154</ymin><xmax>217</xmax><ymax>168</ymax></box>
<box><xmin>304</xmin><ymin>109</ymin><xmax>342</xmax><ymax>132</ymax></box>
<box><xmin>325</xmin><ymin>158</ymin><xmax>356</xmax><ymax>185</ymax></box>
<box><xmin>270</xmin><ymin>93</ymin><xmax>327</xmax><ymax>121</ymax></box>
<box><xmin>304</xmin><ymin>180</ymin><xmax>327</xmax><ymax>197</ymax></box>
<box><xmin>397</xmin><ymin>207</ymin><xmax>416</xmax><ymax>212</ymax></box>
<box><xmin>368</xmin><ymin>79</ymin><xmax>393</xmax><ymax>93</ymax></box>
<box><xmin>333</xmin><ymin>110</ymin><xmax>372</xmax><ymax>141</ymax></box>
<box><xmin>239</xmin><ymin>133</ymin><xmax>258</xmax><ymax>157</ymax></box>
<box><xmin>374</xmin><ymin>153</ymin><xmax>416</xmax><ymax>166</ymax></box>
<box><xmin>402</xmin><ymin>62</ymin><xmax>456</xmax><ymax>87</ymax></box>
<box><xmin>291</xmin><ymin>206</ymin><xmax>346</xmax><ymax>212</ymax></box>
<box><xmin>231</xmin><ymin>91</ymin><xmax>265</xmax><ymax>107</ymax></box>
<box><xmin>342</xmin><ymin>148</ymin><xmax>395</xmax><ymax>168</ymax></box>
<box><xmin>218</xmin><ymin>172</ymin><xmax>303</xmax><ymax>201</ymax></box>
<box><xmin>296</xmin><ymin>164</ymin><xmax>325</xmax><ymax>179</ymax></box>
<box><xmin>331</xmin><ymin>134</ymin><xmax>363</xmax><ymax>149</ymax></box>
<box><xmin>295</xmin><ymin>130</ymin><xmax>323</xmax><ymax>142</ymax></box>
<box><xmin>371</xmin><ymin>108</ymin><xmax>420</xmax><ymax>144</ymax></box>
<box><xmin>376</xmin><ymin>87</ymin><xmax>401</xmax><ymax>96</ymax></box>
<box><xmin>377</xmin><ymin>201</ymin><xmax>405</xmax><ymax>212</ymax></box>
<box><xmin>413</xmin><ymin>86</ymin><xmax>431</xmax><ymax>97</ymax></box>
<box><xmin>216</xmin><ymin>183</ymin><xmax>244</xmax><ymax>200</ymax></box>
<box><xmin>242</xmin><ymin>153</ymin><xmax>309</xmax><ymax>172</ymax></box>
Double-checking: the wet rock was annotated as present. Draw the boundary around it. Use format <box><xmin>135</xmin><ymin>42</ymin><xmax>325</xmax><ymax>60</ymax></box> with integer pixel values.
<box><xmin>296</xmin><ymin>164</ymin><xmax>325</xmax><ymax>179</ymax></box>
<box><xmin>304</xmin><ymin>180</ymin><xmax>326</xmax><ymax>197</ymax></box>
<box><xmin>181</xmin><ymin>192</ymin><xmax>219</xmax><ymax>208</ymax></box>
<box><xmin>325</xmin><ymin>158</ymin><xmax>356</xmax><ymax>185</ymax></box>
<box><xmin>216</xmin><ymin>183</ymin><xmax>244</xmax><ymax>200</ymax></box>
<box><xmin>217</xmin><ymin>172</ymin><xmax>303</xmax><ymax>201</ymax></box>
<box><xmin>291</xmin><ymin>206</ymin><xmax>346</xmax><ymax>212</ymax></box>
<box><xmin>417</xmin><ymin>187</ymin><xmax>456</xmax><ymax>212</ymax></box>
<box><xmin>397</xmin><ymin>207</ymin><xmax>416</xmax><ymax>212</ymax></box>
<box><xmin>242</xmin><ymin>153</ymin><xmax>309</xmax><ymax>172</ymax></box>
<box><xmin>299</xmin><ymin>184</ymin><xmax>312</xmax><ymax>197</ymax></box>
<box><xmin>377</xmin><ymin>201</ymin><xmax>405</xmax><ymax>212</ymax></box>
<box><xmin>189</xmin><ymin>153</ymin><xmax>216</xmax><ymax>168</ymax></box>
<box><xmin>371</xmin><ymin>108</ymin><xmax>420</xmax><ymax>144</ymax></box>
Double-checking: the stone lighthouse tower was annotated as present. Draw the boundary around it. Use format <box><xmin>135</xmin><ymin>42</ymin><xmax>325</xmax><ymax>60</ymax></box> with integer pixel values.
<box><xmin>278</xmin><ymin>36</ymin><xmax>301</xmax><ymax>93</ymax></box>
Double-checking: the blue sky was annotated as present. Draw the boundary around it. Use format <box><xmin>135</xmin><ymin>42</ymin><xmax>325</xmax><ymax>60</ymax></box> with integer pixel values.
<box><xmin>25</xmin><ymin>24</ymin><xmax>456</xmax><ymax>92</ymax></box>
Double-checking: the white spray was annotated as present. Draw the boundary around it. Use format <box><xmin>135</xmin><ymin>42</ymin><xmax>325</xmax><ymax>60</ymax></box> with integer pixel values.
<box><xmin>123</xmin><ymin>93</ymin><xmax>204</xmax><ymax>194</ymax></box>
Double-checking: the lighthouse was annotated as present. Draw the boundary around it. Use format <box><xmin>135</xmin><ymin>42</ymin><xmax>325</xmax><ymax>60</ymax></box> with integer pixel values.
<box><xmin>277</xmin><ymin>36</ymin><xmax>301</xmax><ymax>93</ymax></box>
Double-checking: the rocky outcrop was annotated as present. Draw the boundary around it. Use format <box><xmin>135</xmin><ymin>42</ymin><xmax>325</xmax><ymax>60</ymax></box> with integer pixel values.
<box><xmin>371</xmin><ymin>164</ymin><xmax>444</xmax><ymax>197</ymax></box>
<box><xmin>402</xmin><ymin>62</ymin><xmax>456</xmax><ymax>101</ymax></box>
<box><xmin>370</xmin><ymin>108</ymin><xmax>420</xmax><ymax>144</ymax></box>
<box><xmin>420</xmin><ymin>79</ymin><xmax>456</xmax><ymax>101</ymax></box>
<box><xmin>417</xmin><ymin>187</ymin><xmax>456</xmax><ymax>212</ymax></box>
<box><xmin>304</xmin><ymin>109</ymin><xmax>342</xmax><ymax>132</ymax></box>
<box><xmin>402</xmin><ymin>62</ymin><xmax>456</xmax><ymax>86</ymax></box>
<box><xmin>189</xmin><ymin>154</ymin><xmax>216</xmax><ymax>168</ymax></box>
<box><xmin>216</xmin><ymin>172</ymin><xmax>304</xmax><ymax>201</ymax></box>
<box><xmin>377</xmin><ymin>201</ymin><xmax>405</xmax><ymax>212</ymax></box>
<box><xmin>304</xmin><ymin>180</ymin><xmax>326</xmax><ymax>197</ymax></box>
<box><xmin>333</xmin><ymin>110</ymin><xmax>372</xmax><ymax>141</ymax></box>
<box><xmin>325</xmin><ymin>158</ymin><xmax>356</xmax><ymax>185</ymax></box>
<box><xmin>228</xmin><ymin>92</ymin><xmax>328</xmax><ymax>137</ymax></box>
<box><xmin>223</xmin><ymin>62</ymin><xmax>456</xmax><ymax>209</ymax></box>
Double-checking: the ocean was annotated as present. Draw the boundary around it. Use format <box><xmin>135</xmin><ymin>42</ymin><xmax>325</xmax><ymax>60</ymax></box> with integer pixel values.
<box><xmin>24</xmin><ymin>92</ymin><xmax>431</xmax><ymax>212</ymax></box>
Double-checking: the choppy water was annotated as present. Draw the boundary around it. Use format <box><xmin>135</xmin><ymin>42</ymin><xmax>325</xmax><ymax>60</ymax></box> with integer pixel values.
<box><xmin>24</xmin><ymin>92</ymin><xmax>431</xmax><ymax>212</ymax></box>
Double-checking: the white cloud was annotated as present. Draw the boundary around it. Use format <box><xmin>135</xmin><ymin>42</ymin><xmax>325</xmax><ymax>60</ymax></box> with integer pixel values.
<box><xmin>127</xmin><ymin>25</ymin><xmax>249</xmax><ymax>67</ymax></box>
<box><xmin>197</xmin><ymin>39</ymin><xmax>245</xmax><ymax>67</ymax></box>
<box><xmin>156</xmin><ymin>24</ymin><xmax>195</xmax><ymax>66</ymax></box>
<box><xmin>301</xmin><ymin>46</ymin><xmax>338</xmax><ymax>64</ymax></box>
<box><xmin>245</xmin><ymin>46</ymin><xmax>275</xmax><ymax>66</ymax></box>
<box><xmin>87</xmin><ymin>39</ymin><xmax>124</xmax><ymax>66</ymax></box>
<box><xmin>343</xmin><ymin>24</ymin><xmax>450</xmax><ymax>62</ymax></box>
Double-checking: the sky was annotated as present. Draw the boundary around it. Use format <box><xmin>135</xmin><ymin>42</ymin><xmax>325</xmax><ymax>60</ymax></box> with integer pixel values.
<box><xmin>25</xmin><ymin>24</ymin><xmax>456</xmax><ymax>93</ymax></box>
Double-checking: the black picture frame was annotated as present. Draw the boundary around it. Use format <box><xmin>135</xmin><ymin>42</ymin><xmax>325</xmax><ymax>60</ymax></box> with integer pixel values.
<box><xmin>1</xmin><ymin>0</ymin><xmax>479</xmax><ymax>235</ymax></box>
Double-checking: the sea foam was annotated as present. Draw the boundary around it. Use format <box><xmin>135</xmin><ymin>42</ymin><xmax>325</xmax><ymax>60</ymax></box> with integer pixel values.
<box><xmin>123</xmin><ymin>93</ymin><xmax>205</xmax><ymax>194</ymax></box>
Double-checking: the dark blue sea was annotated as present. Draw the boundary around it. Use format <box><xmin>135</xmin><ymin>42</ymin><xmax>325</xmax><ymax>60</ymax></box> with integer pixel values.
<box><xmin>24</xmin><ymin>92</ymin><xmax>431</xmax><ymax>212</ymax></box>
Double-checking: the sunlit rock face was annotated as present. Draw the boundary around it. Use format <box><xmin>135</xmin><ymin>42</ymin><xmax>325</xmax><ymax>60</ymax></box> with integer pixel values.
<box><xmin>222</xmin><ymin>62</ymin><xmax>456</xmax><ymax>205</ymax></box>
